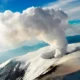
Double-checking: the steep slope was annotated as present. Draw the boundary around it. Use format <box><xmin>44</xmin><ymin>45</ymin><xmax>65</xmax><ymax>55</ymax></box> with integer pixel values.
<box><xmin>0</xmin><ymin>43</ymin><xmax>80</xmax><ymax>80</ymax></box>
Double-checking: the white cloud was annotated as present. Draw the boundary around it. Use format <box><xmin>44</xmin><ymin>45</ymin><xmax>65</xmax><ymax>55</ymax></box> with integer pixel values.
<box><xmin>44</xmin><ymin>0</ymin><xmax>76</xmax><ymax>9</ymax></box>
<box><xmin>67</xmin><ymin>6</ymin><xmax>80</xmax><ymax>13</ymax></box>
<box><xmin>66</xmin><ymin>6</ymin><xmax>80</xmax><ymax>20</ymax></box>
<box><xmin>0</xmin><ymin>7</ymin><xmax>69</xmax><ymax>53</ymax></box>
<box><xmin>44</xmin><ymin>0</ymin><xmax>80</xmax><ymax>20</ymax></box>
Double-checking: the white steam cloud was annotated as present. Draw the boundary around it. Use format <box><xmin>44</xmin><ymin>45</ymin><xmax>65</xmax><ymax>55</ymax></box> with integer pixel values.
<box><xmin>0</xmin><ymin>7</ymin><xmax>69</xmax><ymax>56</ymax></box>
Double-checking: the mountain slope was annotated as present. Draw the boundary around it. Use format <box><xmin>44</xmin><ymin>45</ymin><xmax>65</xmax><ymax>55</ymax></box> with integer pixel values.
<box><xmin>0</xmin><ymin>43</ymin><xmax>80</xmax><ymax>80</ymax></box>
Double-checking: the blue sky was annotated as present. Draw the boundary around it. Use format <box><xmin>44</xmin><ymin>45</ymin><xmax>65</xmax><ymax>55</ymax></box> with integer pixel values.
<box><xmin>0</xmin><ymin>0</ymin><xmax>80</xmax><ymax>62</ymax></box>
<box><xmin>0</xmin><ymin>0</ymin><xmax>57</xmax><ymax>12</ymax></box>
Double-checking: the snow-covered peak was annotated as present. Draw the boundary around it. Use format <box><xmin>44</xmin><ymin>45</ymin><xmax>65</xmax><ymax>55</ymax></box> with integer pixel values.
<box><xmin>0</xmin><ymin>43</ymin><xmax>80</xmax><ymax>80</ymax></box>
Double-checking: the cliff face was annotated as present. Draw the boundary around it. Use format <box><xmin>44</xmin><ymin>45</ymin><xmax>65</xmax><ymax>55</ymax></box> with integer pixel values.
<box><xmin>0</xmin><ymin>43</ymin><xmax>80</xmax><ymax>80</ymax></box>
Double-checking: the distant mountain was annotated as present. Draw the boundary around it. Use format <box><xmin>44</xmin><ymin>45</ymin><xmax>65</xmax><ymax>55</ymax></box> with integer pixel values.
<box><xmin>0</xmin><ymin>42</ymin><xmax>48</xmax><ymax>62</ymax></box>
<box><xmin>69</xmin><ymin>20</ymin><xmax>80</xmax><ymax>24</ymax></box>
<box><xmin>67</xmin><ymin>35</ymin><xmax>80</xmax><ymax>43</ymax></box>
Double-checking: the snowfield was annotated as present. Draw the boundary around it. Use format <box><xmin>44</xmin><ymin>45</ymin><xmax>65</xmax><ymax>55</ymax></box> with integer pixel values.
<box><xmin>0</xmin><ymin>43</ymin><xmax>80</xmax><ymax>80</ymax></box>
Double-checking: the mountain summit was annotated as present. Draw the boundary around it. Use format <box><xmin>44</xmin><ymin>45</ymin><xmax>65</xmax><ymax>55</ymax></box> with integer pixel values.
<box><xmin>0</xmin><ymin>43</ymin><xmax>80</xmax><ymax>80</ymax></box>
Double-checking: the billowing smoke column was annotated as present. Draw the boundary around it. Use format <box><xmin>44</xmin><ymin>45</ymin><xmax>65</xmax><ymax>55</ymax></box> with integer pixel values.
<box><xmin>0</xmin><ymin>7</ymin><xmax>69</xmax><ymax>57</ymax></box>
